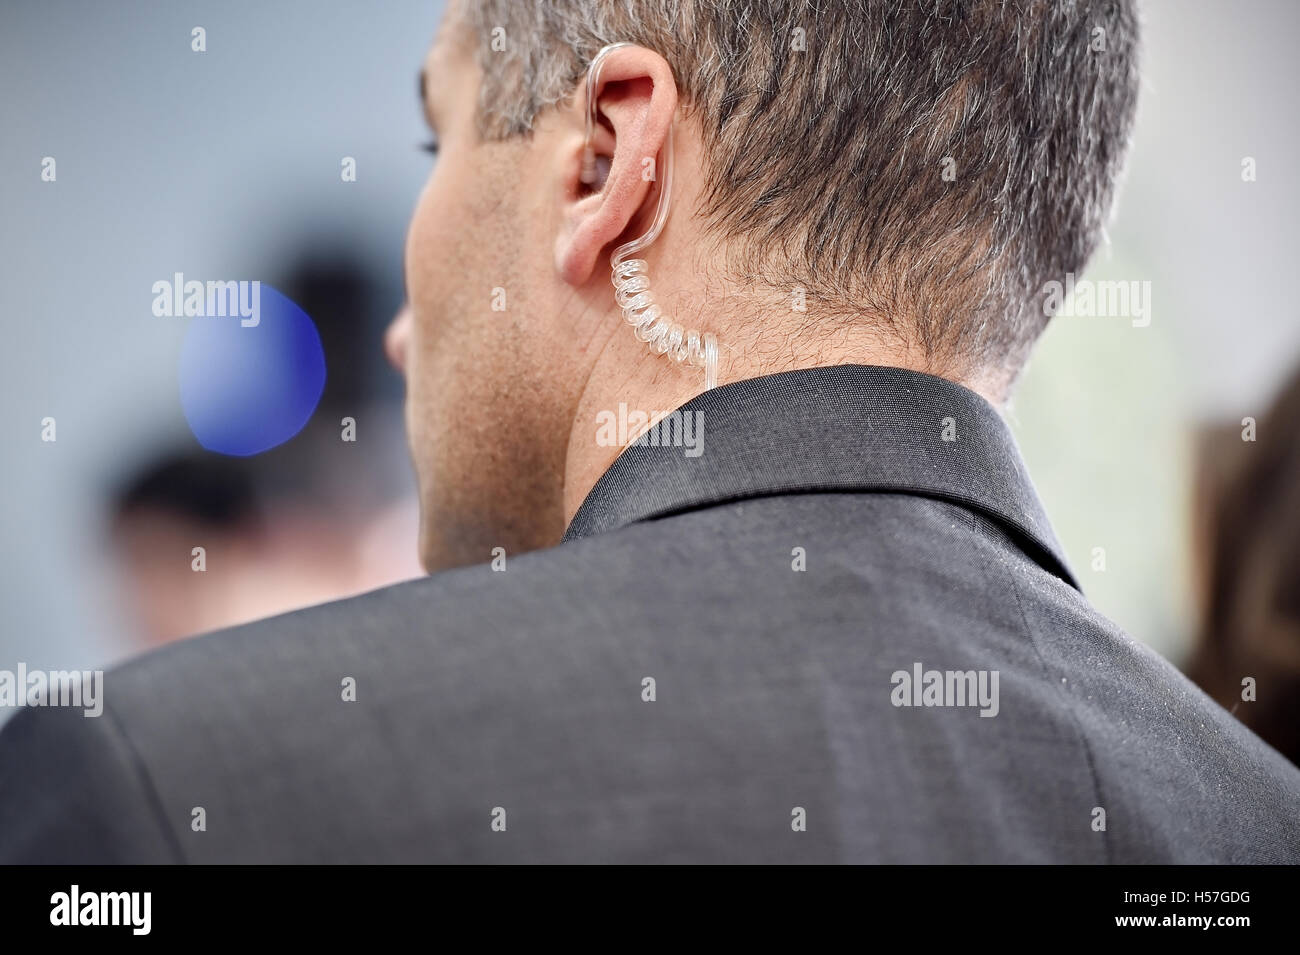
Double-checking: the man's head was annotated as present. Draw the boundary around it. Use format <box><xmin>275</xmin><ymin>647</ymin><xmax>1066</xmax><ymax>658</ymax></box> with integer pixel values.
<box><xmin>389</xmin><ymin>0</ymin><xmax>1140</xmax><ymax>571</ymax></box>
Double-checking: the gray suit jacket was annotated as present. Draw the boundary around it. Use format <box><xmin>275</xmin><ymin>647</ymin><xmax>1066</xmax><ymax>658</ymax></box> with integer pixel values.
<box><xmin>2</xmin><ymin>365</ymin><xmax>1297</xmax><ymax>862</ymax></box>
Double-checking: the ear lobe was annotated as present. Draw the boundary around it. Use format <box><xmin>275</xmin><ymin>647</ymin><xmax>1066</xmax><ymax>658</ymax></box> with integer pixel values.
<box><xmin>554</xmin><ymin>48</ymin><xmax>678</xmax><ymax>289</ymax></box>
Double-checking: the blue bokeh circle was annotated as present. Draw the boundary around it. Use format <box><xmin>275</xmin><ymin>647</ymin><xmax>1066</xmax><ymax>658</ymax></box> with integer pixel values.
<box><xmin>179</xmin><ymin>284</ymin><xmax>326</xmax><ymax>456</ymax></box>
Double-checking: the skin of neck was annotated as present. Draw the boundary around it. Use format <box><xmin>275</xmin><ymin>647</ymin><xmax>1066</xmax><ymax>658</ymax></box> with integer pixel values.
<box><xmin>559</xmin><ymin>253</ymin><xmax>998</xmax><ymax>526</ymax></box>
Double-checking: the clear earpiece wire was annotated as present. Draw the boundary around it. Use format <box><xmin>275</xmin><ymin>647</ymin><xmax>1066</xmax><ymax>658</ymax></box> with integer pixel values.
<box><xmin>582</xmin><ymin>43</ymin><xmax>719</xmax><ymax>390</ymax></box>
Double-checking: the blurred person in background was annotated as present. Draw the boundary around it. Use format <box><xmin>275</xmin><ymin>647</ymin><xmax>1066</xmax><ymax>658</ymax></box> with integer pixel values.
<box><xmin>109</xmin><ymin>454</ymin><xmax>268</xmax><ymax>646</ymax></box>
<box><xmin>107</xmin><ymin>252</ymin><xmax>421</xmax><ymax>648</ymax></box>
<box><xmin>1187</xmin><ymin>357</ymin><xmax>1300</xmax><ymax>765</ymax></box>
<box><xmin>108</xmin><ymin>449</ymin><xmax>419</xmax><ymax>647</ymax></box>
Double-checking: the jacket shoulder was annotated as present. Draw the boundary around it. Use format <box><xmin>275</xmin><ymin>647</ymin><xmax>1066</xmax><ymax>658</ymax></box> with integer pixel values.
<box><xmin>0</xmin><ymin>699</ymin><xmax>180</xmax><ymax>862</ymax></box>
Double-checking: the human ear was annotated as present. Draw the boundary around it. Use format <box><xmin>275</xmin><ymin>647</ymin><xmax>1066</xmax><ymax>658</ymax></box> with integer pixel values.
<box><xmin>553</xmin><ymin>46</ymin><xmax>679</xmax><ymax>288</ymax></box>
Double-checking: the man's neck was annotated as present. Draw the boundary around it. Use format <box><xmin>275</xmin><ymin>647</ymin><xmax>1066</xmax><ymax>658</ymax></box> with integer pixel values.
<box><xmin>560</xmin><ymin>309</ymin><xmax>1002</xmax><ymax>527</ymax></box>
<box><xmin>564</xmin><ymin>348</ymin><xmax>703</xmax><ymax>525</ymax></box>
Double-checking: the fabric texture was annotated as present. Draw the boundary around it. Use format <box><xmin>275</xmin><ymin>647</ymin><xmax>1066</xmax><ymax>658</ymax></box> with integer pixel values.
<box><xmin>2</xmin><ymin>364</ymin><xmax>1296</xmax><ymax>863</ymax></box>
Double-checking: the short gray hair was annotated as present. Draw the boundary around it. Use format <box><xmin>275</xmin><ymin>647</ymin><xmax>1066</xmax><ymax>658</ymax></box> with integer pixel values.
<box><xmin>462</xmin><ymin>0</ymin><xmax>1141</xmax><ymax>386</ymax></box>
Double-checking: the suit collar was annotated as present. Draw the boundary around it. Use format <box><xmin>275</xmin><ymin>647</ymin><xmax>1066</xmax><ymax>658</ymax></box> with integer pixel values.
<box><xmin>562</xmin><ymin>364</ymin><xmax>1078</xmax><ymax>590</ymax></box>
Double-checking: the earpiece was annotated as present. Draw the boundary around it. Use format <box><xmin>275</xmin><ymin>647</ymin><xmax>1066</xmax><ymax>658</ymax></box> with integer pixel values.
<box><xmin>583</xmin><ymin>42</ymin><xmax>720</xmax><ymax>390</ymax></box>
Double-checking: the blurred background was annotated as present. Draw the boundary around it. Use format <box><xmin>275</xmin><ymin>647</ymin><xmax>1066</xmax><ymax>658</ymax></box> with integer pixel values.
<box><xmin>1</xmin><ymin>0</ymin><xmax>441</xmax><ymax>668</ymax></box>
<box><xmin>2</xmin><ymin>0</ymin><xmax>1299</xmax><ymax>751</ymax></box>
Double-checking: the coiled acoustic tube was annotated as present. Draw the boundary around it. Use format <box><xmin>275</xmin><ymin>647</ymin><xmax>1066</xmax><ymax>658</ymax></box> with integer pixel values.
<box><xmin>582</xmin><ymin>42</ymin><xmax>720</xmax><ymax>390</ymax></box>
